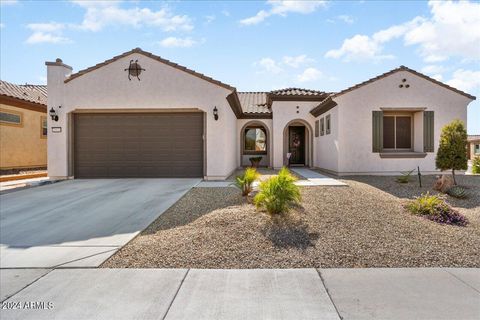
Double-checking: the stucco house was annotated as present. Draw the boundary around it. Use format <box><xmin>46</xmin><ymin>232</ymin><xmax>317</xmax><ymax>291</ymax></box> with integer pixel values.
<box><xmin>45</xmin><ymin>48</ymin><xmax>476</xmax><ymax>180</ymax></box>
<box><xmin>467</xmin><ymin>135</ymin><xmax>480</xmax><ymax>160</ymax></box>
<box><xmin>0</xmin><ymin>80</ymin><xmax>47</xmax><ymax>172</ymax></box>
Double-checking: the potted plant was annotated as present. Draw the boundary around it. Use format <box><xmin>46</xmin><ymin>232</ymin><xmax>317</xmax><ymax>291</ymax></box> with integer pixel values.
<box><xmin>249</xmin><ymin>156</ymin><xmax>263</xmax><ymax>168</ymax></box>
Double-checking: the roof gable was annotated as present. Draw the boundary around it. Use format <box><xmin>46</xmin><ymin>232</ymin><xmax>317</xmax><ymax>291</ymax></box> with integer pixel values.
<box><xmin>332</xmin><ymin>66</ymin><xmax>476</xmax><ymax>100</ymax></box>
<box><xmin>64</xmin><ymin>48</ymin><xmax>236</xmax><ymax>91</ymax></box>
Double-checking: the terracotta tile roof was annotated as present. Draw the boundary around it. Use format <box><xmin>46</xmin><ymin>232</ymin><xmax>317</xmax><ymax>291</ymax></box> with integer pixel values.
<box><xmin>270</xmin><ymin>87</ymin><xmax>326</xmax><ymax>97</ymax></box>
<box><xmin>237</xmin><ymin>92</ymin><xmax>271</xmax><ymax>114</ymax></box>
<box><xmin>468</xmin><ymin>135</ymin><xmax>480</xmax><ymax>141</ymax></box>
<box><xmin>331</xmin><ymin>65</ymin><xmax>476</xmax><ymax>100</ymax></box>
<box><xmin>0</xmin><ymin>80</ymin><xmax>47</xmax><ymax>106</ymax></box>
<box><xmin>64</xmin><ymin>48</ymin><xmax>236</xmax><ymax>91</ymax></box>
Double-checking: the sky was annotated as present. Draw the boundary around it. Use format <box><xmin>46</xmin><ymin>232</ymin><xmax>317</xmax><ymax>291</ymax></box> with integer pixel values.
<box><xmin>1</xmin><ymin>0</ymin><xmax>479</xmax><ymax>133</ymax></box>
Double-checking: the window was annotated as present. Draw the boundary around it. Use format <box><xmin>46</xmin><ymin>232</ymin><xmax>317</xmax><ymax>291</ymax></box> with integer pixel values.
<box><xmin>475</xmin><ymin>144</ymin><xmax>480</xmax><ymax>155</ymax></box>
<box><xmin>326</xmin><ymin>114</ymin><xmax>331</xmax><ymax>135</ymax></box>
<box><xmin>320</xmin><ymin>118</ymin><xmax>325</xmax><ymax>136</ymax></box>
<box><xmin>244</xmin><ymin>127</ymin><xmax>267</xmax><ymax>154</ymax></box>
<box><xmin>383</xmin><ymin>115</ymin><xmax>412</xmax><ymax>150</ymax></box>
<box><xmin>0</xmin><ymin>109</ymin><xmax>23</xmax><ymax>126</ymax></box>
<box><xmin>41</xmin><ymin>116</ymin><xmax>47</xmax><ymax>138</ymax></box>
<box><xmin>315</xmin><ymin>120</ymin><xmax>319</xmax><ymax>137</ymax></box>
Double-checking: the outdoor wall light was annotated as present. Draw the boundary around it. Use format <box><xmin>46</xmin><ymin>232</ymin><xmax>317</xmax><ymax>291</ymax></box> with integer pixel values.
<box><xmin>49</xmin><ymin>107</ymin><xmax>59</xmax><ymax>121</ymax></box>
<box><xmin>213</xmin><ymin>106</ymin><xmax>219</xmax><ymax>121</ymax></box>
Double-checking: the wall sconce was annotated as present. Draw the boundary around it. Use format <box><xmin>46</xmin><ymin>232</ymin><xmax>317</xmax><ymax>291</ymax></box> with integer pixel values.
<box><xmin>49</xmin><ymin>107</ymin><xmax>59</xmax><ymax>121</ymax></box>
<box><xmin>213</xmin><ymin>106</ymin><xmax>219</xmax><ymax>121</ymax></box>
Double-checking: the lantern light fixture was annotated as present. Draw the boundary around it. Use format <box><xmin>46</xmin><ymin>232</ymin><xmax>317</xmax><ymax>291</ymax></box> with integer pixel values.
<box><xmin>213</xmin><ymin>106</ymin><xmax>219</xmax><ymax>121</ymax></box>
<box><xmin>49</xmin><ymin>107</ymin><xmax>59</xmax><ymax>122</ymax></box>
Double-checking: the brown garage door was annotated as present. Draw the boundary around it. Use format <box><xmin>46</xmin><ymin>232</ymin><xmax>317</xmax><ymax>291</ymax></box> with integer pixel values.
<box><xmin>74</xmin><ymin>113</ymin><xmax>204</xmax><ymax>178</ymax></box>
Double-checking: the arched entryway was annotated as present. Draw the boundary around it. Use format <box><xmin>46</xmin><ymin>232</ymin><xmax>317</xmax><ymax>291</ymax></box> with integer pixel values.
<box><xmin>282</xmin><ymin>119</ymin><xmax>313</xmax><ymax>167</ymax></box>
<box><xmin>240</xmin><ymin>120</ymin><xmax>271</xmax><ymax>167</ymax></box>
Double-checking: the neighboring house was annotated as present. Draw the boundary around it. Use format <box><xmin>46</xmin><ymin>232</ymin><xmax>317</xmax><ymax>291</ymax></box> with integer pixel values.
<box><xmin>467</xmin><ymin>135</ymin><xmax>480</xmax><ymax>160</ymax></box>
<box><xmin>0</xmin><ymin>80</ymin><xmax>47</xmax><ymax>171</ymax></box>
<box><xmin>45</xmin><ymin>48</ymin><xmax>476</xmax><ymax>179</ymax></box>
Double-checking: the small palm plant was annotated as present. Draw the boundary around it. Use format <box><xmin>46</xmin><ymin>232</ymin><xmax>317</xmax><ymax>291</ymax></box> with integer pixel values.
<box><xmin>235</xmin><ymin>167</ymin><xmax>260</xmax><ymax>196</ymax></box>
<box><xmin>254</xmin><ymin>167</ymin><xmax>301</xmax><ymax>214</ymax></box>
<box><xmin>473</xmin><ymin>156</ymin><xmax>480</xmax><ymax>174</ymax></box>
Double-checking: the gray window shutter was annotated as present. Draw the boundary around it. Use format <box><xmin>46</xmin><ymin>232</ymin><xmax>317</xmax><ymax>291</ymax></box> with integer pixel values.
<box><xmin>372</xmin><ymin>111</ymin><xmax>383</xmax><ymax>152</ymax></box>
<box><xmin>423</xmin><ymin>111</ymin><xmax>434</xmax><ymax>152</ymax></box>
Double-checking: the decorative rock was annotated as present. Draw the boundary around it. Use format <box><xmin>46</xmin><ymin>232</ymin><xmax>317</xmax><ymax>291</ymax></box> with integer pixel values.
<box><xmin>433</xmin><ymin>175</ymin><xmax>454</xmax><ymax>193</ymax></box>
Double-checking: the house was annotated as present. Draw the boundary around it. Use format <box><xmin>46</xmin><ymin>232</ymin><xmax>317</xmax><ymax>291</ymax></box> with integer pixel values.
<box><xmin>0</xmin><ymin>80</ymin><xmax>48</xmax><ymax>172</ymax></box>
<box><xmin>467</xmin><ymin>135</ymin><xmax>480</xmax><ymax>160</ymax></box>
<box><xmin>45</xmin><ymin>48</ymin><xmax>476</xmax><ymax>179</ymax></box>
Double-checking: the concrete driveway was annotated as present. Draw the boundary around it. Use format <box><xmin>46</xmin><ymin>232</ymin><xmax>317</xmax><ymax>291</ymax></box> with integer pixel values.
<box><xmin>0</xmin><ymin>179</ymin><xmax>200</xmax><ymax>268</ymax></box>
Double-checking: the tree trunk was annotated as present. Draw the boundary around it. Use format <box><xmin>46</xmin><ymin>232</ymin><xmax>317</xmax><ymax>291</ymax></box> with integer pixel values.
<box><xmin>452</xmin><ymin>169</ymin><xmax>457</xmax><ymax>185</ymax></box>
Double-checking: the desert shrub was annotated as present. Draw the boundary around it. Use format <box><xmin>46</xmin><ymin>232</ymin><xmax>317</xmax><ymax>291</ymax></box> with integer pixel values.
<box><xmin>406</xmin><ymin>192</ymin><xmax>467</xmax><ymax>226</ymax></box>
<box><xmin>254</xmin><ymin>167</ymin><xmax>301</xmax><ymax>214</ymax></box>
<box><xmin>446</xmin><ymin>185</ymin><xmax>467</xmax><ymax>199</ymax></box>
<box><xmin>396</xmin><ymin>169</ymin><xmax>415</xmax><ymax>183</ymax></box>
<box><xmin>235</xmin><ymin>167</ymin><xmax>260</xmax><ymax>196</ymax></box>
<box><xmin>473</xmin><ymin>156</ymin><xmax>480</xmax><ymax>174</ymax></box>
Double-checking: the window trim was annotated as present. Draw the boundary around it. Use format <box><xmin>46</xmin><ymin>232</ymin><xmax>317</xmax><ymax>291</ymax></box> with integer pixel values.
<box><xmin>0</xmin><ymin>108</ymin><xmax>23</xmax><ymax>127</ymax></box>
<box><xmin>314</xmin><ymin>120</ymin><xmax>319</xmax><ymax>137</ymax></box>
<box><xmin>326</xmin><ymin>114</ymin><xmax>331</xmax><ymax>135</ymax></box>
<box><xmin>474</xmin><ymin>144</ymin><xmax>480</xmax><ymax>155</ymax></box>
<box><xmin>40</xmin><ymin>116</ymin><xmax>47</xmax><ymax>139</ymax></box>
<box><xmin>320</xmin><ymin>118</ymin><xmax>325</xmax><ymax>136</ymax></box>
<box><xmin>243</xmin><ymin>126</ymin><xmax>267</xmax><ymax>155</ymax></box>
<box><xmin>382</xmin><ymin>114</ymin><xmax>413</xmax><ymax>151</ymax></box>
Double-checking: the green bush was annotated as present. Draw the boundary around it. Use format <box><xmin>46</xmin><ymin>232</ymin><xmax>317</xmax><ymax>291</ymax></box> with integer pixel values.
<box><xmin>406</xmin><ymin>192</ymin><xmax>467</xmax><ymax>226</ymax></box>
<box><xmin>435</xmin><ymin>120</ymin><xmax>468</xmax><ymax>184</ymax></box>
<box><xmin>235</xmin><ymin>167</ymin><xmax>260</xmax><ymax>196</ymax></box>
<box><xmin>472</xmin><ymin>156</ymin><xmax>480</xmax><ymax>174</ymax></box>
<box><xmin>254</xmin><ymin>167</ymin><xmax>301</xmax><ymax>214</ymax></box>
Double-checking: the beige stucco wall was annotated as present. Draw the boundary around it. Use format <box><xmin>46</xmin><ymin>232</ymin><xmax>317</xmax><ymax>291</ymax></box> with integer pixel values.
<box><xmin>314</xmin><ymin>106</ymin><xmax>339</xmax><ymax>173</ymax></box>
<box><xmin>47</xmin><ymin>53</ymin><xmax>238</xmax><ymax>179</ymax></box>
<box><xmin>271</xmin><ymin>101</ymin><xmax>317</xmax><ymax>168</ymax></box>
<box><xmin>335</xmin><ymin>70</ymin><xmax>473</xmax><ymax>175</ymax></box>
<box><xmin>0</xmin><ymin>104</ymin><xmax>47</xmax><ymax>169</ymax></box>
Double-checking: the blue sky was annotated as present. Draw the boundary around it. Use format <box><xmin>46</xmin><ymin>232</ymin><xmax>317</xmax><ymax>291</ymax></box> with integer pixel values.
<box><xmin>1</xmin><ymin>0</ymin><xmax>479</xmax><ymax>133</ymax></box>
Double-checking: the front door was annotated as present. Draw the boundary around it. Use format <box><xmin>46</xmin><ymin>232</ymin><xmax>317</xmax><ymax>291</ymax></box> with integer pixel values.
<box><xmin>288</xmin><ymin>126</ymin><xmax>305</xmax><ymax>165</ymax></box>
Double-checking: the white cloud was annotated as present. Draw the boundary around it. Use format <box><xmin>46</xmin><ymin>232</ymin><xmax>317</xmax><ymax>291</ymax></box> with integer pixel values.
<box><xmin>0</xmin><ymin>23</ymin><xmax>4</xmax><ymax>29</ymax></box>
<box><xmin>221</xmin><ymin>10</ymin><xmax>230</xmax><ymax>17</ymax></box>
<box><xmin>0</xmin><ymin>0</ymin><xmax>18</xmax><ymax>5</ymax></box>
<box><xmin>325</xmin><ymin>34</ymin><xmax>394</xmax><ymax>61</ymax></box>
<box><xmin>447</xmin><ymin>69</ymin><xmax>480</xmax><ymax>93</ymax></box>
<box><xmin>431</xmin><ymin>74</ymin><xmax>443</xmax><ymax>81</ymax></box>
<box><xmin>421</xmin><ymin>65</ymin><xmax>447</xmax><ymax>75</ymax></box>
<box><xmin>240</xmin><ymin>0</ymin><xmax>327</xmax><ymax>25</ymax></box>
<box><xmin>71</xmin><ymin>1</ymin><xmax>193</xmax><ymax>32</ymax></box>
<box><xmin>256</xmin><ymin>58</ymin><xmax>283</xmax><ymax>74</ymax></box>
<box><xmin>159</xmin><ymin>37</ymin><xmax>198</xmax><ymax>48</ymax></box>
<box><xmin>204</xmin><ymin>15</ymin><xmax>215</xmax><ymax>24</ymax></box>
<box><xmin>297</xmin><ymin>67</ymin><xmax>322</xmax><ymax>82</ymax></box>
<box><xmin>337</xmin><ymin>15</ymin><xmax>354</xmax><ymax>24</ymax></box>
<box><xmin>38</xmin><ymin>76</ymin><xmax>47</xmax><ymax>84</ymax></box>
<box><xmin>325</xmin><ymin>1</ymin><xmax>480</xmax><ymax>62</ymax></box>
<box><xmin>25</xmin><ymin>22</ymin><xmax>71</xmax><ymax>44</ymax></box>
<box><xmin>282</xmin><ymin>54</ymin><xmax>314</xmax><ymax>68</ymax></box>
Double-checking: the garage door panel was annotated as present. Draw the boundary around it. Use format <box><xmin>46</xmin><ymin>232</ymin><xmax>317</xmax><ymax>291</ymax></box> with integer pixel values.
<box><xmin>74</xmin><ymin>113</ymin><xmax>204</xmax><ymax>178</ymax></box>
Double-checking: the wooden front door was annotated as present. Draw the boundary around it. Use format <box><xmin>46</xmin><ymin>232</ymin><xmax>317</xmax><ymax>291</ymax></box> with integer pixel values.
<box><xmin>288</xmin><ymin>126</ymin><xmax>305</xmax><ymax>165</ymax></box>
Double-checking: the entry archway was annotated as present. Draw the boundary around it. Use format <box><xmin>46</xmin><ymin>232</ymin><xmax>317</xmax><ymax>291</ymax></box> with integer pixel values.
<box><xmin>282</xmin><ymin>119</ymin><xmax>313</xmax><ymax>167</ymax></box>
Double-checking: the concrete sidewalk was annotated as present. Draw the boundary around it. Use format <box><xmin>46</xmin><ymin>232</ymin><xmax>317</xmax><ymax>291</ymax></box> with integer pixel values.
<box><xmin>1</xmin><ymin>268</ymin><xmax>478</xmax><ymax>320</ymax></box>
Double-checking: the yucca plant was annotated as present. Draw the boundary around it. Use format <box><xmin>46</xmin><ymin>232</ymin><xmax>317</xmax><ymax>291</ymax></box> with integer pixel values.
<box><xmin>254</xmin><ymin>167</ymin><xmax>301</xmax><ymax>214</ymax></box>
<box><xmin>396</xmin><ymin>169</ymin><xmax>415</xmax><ymax>183</ymax></box>
<box><xmin>234</xmin><ymin>167</ymin><xmax>260</xmax><ymax>196</ymax></box>
<box><xmin>446</xmin><ymin>186</ymin><xmax>467</xmax><ymax>199</ymax></box>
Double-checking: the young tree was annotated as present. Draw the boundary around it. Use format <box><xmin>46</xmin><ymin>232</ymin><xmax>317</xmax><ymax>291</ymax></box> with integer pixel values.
<box><xmin>435</xmin><ymin>119</ymin><xmax>468</xmax><ymax>185</ymax></box>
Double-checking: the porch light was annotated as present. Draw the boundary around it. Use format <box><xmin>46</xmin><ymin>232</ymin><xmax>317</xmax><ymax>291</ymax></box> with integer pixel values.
<box><xmin>213</xmin><ymin>106</ymin><xmax>219</xmax><ymax>121</ymax></box>
<box><xmin>49</xmin><ymin>107</ymin><xmax>59</xmax><ymax>122</ymax></box>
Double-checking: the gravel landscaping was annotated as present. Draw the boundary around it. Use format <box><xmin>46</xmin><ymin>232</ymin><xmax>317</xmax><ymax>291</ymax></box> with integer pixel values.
<box><xmin>103</xmin><ymin>175</ymin><xmax>480</xmax><ymax>268</ymax></box>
